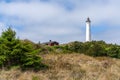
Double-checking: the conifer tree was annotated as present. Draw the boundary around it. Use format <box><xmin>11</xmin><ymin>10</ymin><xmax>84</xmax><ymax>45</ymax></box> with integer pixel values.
<box><xmin>0</xmin><ymin>27</ymin><xmax>42</xmax><ymax>69</ymax></box>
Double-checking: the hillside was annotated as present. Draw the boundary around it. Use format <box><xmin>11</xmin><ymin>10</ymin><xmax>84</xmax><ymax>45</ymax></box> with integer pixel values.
<box><xmin>0</xmin><ymin>53</ymin><xmax>120</xmax><ymax>80</ymax></box>
<box><xmin>1</xmin><ymin>28</ymin><xmax>120</xmax><ymax>80</ymax></box>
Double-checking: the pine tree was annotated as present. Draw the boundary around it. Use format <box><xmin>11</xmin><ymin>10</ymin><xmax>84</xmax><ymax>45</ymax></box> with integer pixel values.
<box><xmin>0</xmin><ymin>27</ymin><xmax>43</xmax><ymax>70</ymax></box>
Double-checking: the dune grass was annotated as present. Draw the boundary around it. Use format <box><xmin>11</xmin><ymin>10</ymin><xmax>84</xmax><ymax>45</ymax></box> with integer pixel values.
<box><xmin>0</xmin><ymin>53</ymin><xmax>120</xmax><ymax>80</ymax></box>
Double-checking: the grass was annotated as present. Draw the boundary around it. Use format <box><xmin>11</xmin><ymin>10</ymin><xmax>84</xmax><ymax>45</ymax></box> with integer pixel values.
<box><xmin>0</xmin><ymin>53</ymin><xmax>120</xmax><ymax>80</ymax></box>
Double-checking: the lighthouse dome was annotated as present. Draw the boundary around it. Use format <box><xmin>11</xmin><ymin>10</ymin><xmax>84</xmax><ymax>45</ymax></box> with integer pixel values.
<box><xmin>86</xmin><ymin>17</ymin><xmax>91</xmax><ymax>22</ymax></box>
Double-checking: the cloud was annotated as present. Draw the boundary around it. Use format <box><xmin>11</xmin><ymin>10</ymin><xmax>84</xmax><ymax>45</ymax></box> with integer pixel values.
<box><xmin>0</xmin><ymin>2</ymin><xmax>63</xmax><ymax>21</ymax></box>
<box><xmin>0</xmin><ymin>0</ymin><xmax>120</xmax><ymax>44</ymax></box>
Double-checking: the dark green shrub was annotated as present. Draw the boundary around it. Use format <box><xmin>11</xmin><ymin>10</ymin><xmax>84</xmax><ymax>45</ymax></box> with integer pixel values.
<box><xmin>106</xmin><ymin>45</ymin><xmax>120</xmax><ymax>58</ymax></box>
<box><xmin>67</xmin><ymin>41</ymin><xmax>84</xmax><ymax>53</ymax></box>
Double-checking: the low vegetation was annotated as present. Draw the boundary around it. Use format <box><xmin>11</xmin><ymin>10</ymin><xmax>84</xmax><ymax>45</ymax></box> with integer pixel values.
<box><xmin>62</xmin><ymin>41</ymin><xmax>120</xmax><ymax>58</ymax></box>
<box><xmin>0</xmin><ymin>53</ymin><xmax>120</xmax><ymax>80</ymax></box>
<box><xmin>45</xmin><ymin>40</ymin><xmax>120</xmax><ymax>59</ymax></box>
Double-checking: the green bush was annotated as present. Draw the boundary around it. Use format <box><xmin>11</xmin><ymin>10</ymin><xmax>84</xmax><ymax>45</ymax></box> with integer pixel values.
<box><xmin>106</xmin><ymin>45</ymin><xmax>120</xmax><ymax>58</ymax></box>
<box><xmin>67</xmin><ymin>41</ymin><xmax>84</xmax><ymax>53</ymax></box>
<box><xmin>85</xmin><ymin>42</ymin><xmax>107</xmax><ymax>57</ymax></box>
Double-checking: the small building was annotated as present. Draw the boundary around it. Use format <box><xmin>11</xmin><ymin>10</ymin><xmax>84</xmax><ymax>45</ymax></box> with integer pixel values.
<box><xmin>43</xmin><ymin>40</ymin><xmax>59</xmax><ymax>46</ymax></box>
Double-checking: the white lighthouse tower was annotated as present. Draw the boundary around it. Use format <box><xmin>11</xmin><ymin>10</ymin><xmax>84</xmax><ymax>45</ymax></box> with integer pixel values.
<box><xmin>86</xmin><ymin>17</ymin><xmax>91</xmax><ymax>42</ymax></box>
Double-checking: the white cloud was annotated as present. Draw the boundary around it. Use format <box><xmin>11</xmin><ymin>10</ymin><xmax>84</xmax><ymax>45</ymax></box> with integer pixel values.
<box><xmin>0</xmin><ymin>2</ymin><xmax>65</xmax><ymax>21</ymax></box>
<box><xmin>0</xmin><ymin>0</ymin><xmax>120</xmax><ymax>44</ymax></box>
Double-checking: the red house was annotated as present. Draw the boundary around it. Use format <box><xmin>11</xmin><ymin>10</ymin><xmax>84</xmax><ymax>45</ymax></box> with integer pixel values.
<box><xmin>43</xmin><ymin>40</ymin><xmax>59</xmax><ymax>46</ymax></box>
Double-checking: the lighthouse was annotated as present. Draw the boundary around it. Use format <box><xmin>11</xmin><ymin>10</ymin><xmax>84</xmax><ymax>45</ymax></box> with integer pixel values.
<box><xmin>86</xmin><ymin>17</ymin><xmax>91</xmax><ymax>42</ymax></box>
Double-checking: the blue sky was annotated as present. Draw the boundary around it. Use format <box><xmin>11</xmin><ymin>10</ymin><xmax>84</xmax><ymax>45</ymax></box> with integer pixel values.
<box><xmin>0</xmin><ymin>0</ymin><xmax>120</xmax><ymax>44</ymax></box>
